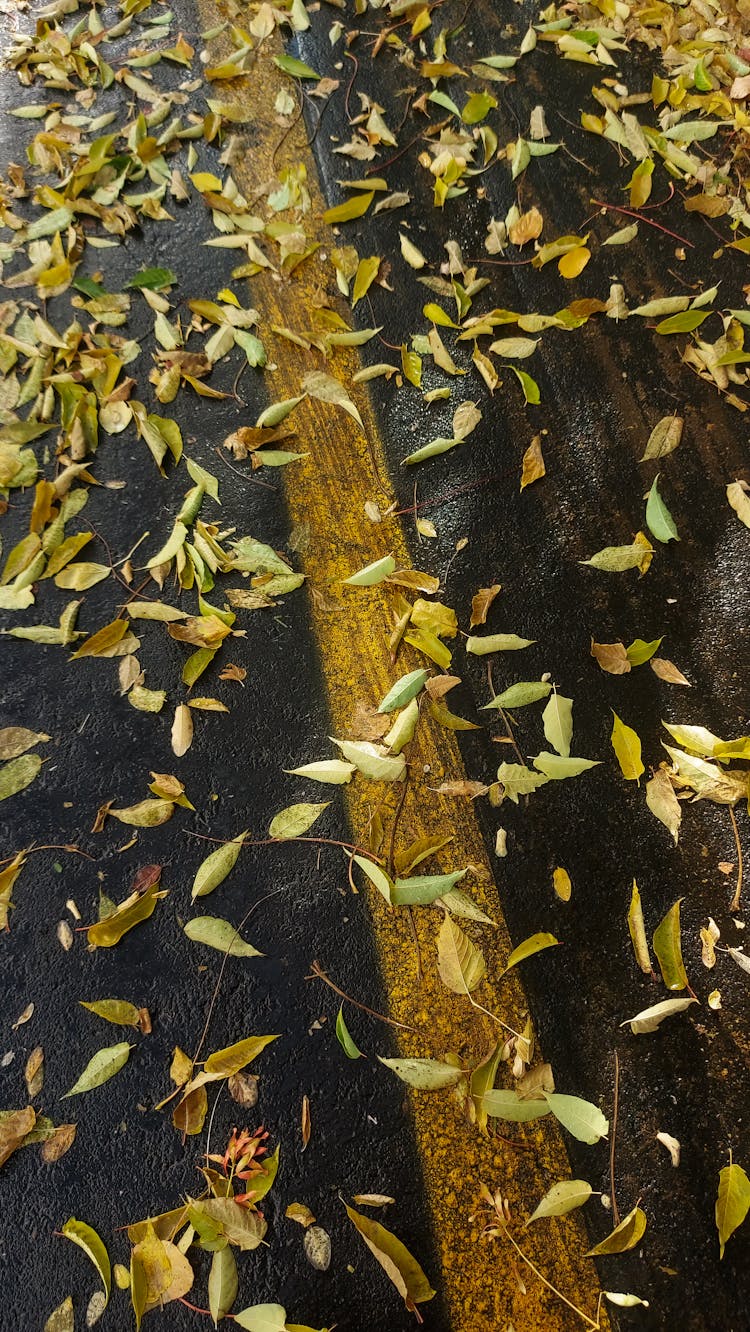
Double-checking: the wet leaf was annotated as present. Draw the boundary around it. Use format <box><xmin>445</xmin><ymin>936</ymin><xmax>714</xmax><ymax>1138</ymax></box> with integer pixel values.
<box><xmin>646</xmin><ymin>474</ymin><xmax>679</xmax><ymax>544</ymax></box>
<box><xmin>586</xmin><ymin>1206</ymin><xmax>647</xmax><ymax>1256</ymax></box>
<box><xmin>284</xmin><ymin>760</ymin><xmax>355</xmax><ymax>784</ymax></box>
<box><xmin>466</xmin><ymin>633</ymin><xmax>535</xmax><ymax>655</ymax></box>
<box><xmin>0</xmin><ymin>753</ymin><xmax>42</xmax><ymax>802</ymax></box>
<box><xmin>378</xmin><ymin>669</ymin><xmax>429</xmax><ymax>713</ymax></box>
<box><xmin>62</xmin><ymin>1043</ymin><xmax>131</xmax><ymax>1098</ymax></box>
<box><xmin>611</xmin><ymin>712</ymin><xmax>644</xmax><ymax>782</ymax></box>
<box><xmin>208</xmin><ymin>1246</ymin><xmax>237</xmax><ymax>1324</ymax></box>
<box><xmin>640</xmin><ymin>416</ymin><xmax>683</xmax><ymax>461</ymax></box>
<box><xmin>544</xmin><ymin>1093</ymin><xmax>608</xmax><ymax>1144</ymax></box>
<box><xmin>0</xmin><ymin>1106</ymin><xmax>36</xmax><ymax>1168</ymax></box>
<box><xmin>184</xmin><ymin>917</ymin><xmax>262</xmax><ymax>958</ymax></box>
<box><xmin>274</xmin><ymin>54</ymin><xmax>320</xmax><ymax>80</ymax></box>
<box><xmin>379</xmin><ymin>1057</ymin><xmax>463</xmax><ymax>1090</ymax></box>
<box><xmin>344</xmin><ymin>1205</ymin><xmax>435</xmax><ymax>1311</ymax></box>
<box><xmin>542</xmin><ymin>693</ymin><xmax>573</xmax><ymax>758</ymax></box>
<box><xmin>727</xmin><ymin>480</ymin><xmax>750</xmax><ymax>529</ymax></box>
<box><xmin>645</xmin><ymin>768</ymin><xmax>681</xmax><ymax>843</ymax></box>
<box><xmin>628</xmin><ymin>880</ymin><xmax>652</xmax><ymax>974</ymax></box>
<box><xmin>622</xmin><ymin>997</ymin><xmax>697</xmax><ymax>1035</ymax></box>
<box><xmin>503</xmin><ymin>932</ymin><xmax>559</xmax><ymax>973</ymax></box>
<box><xmin>716</xmin><ymin>1163</ymin><xmax>750</xmax><ymax>1259</ymax></box>
<box><xmin>437</xmin><ymin>915</ymin><xmax>486</xmax><ymax>994</ymax></box>
<box><xmin>303</xmin><ymin>1226</ymin><xmax>331</xmax><ymax>1271</ymax></box>
<box><xmin>335</xmin><ymin>1006</ymin><xmax>362</xmax><ymax>1059</ymax></box>
<box><xmin>0</xmin><ymin>727</ymin><xmax>50</xmax><ymax>759</ymax></box>
<box><xmin>392</xmin><ymin>869</ymin><xmax>467</xmax><ymax>906</ymax></box>
<box><xmin>44</xmin><ymin>1297</ymin><xmax>74</xmax><ymax>1332</ymax></box>
<box><xmin>526</xmin><ymin>1179</ymin><xmax>592</xmax><ymax>1224</ymax></box>
<box><xmin>61</xmin><ymin>1218</ymin><xmax>111</xmax><ymax>1306</ymax></box>
<box><xmin>653</xmin><ymin>898</ymin><xmax>688</xmax><ymax>990</ymax></box>
<box><xmin>80</xmin><ymin>1000</ymin><xmax>141</xmax><ymax>1027</ymax></box>
<box><xmin>269</xmin><ymin>802</ymin><xmax>329</xmax><ymax>839</ymax></box>
<box><xmin>192</xmin><ymin>829</ymin><xmax>247</xmax><ymax>899</ymax></box>
<box><xmin>482</xmin><ymin>681</ymin><xmax>551</xmax><ymax>710</ymax></box>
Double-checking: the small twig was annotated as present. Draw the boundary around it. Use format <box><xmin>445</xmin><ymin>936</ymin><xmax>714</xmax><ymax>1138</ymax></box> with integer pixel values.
<box><xmin>215</xmin><ymin>446</ymin><xmax>277</xmax><ymax>490</ymax></box>
<box><xmin>365</xmin><ymin>132</ymin><xmax>422</xmax><ymax>176</ymax></box>
<box><xmin>590</xmin><ymin>197</ymin><xmax>694</xmax><ymax>248</ymax></box>
<box><xmin>183</xmin><ymin>829</ymin><xmax>382</xmax><ymax>860</ymax></box>
<box><xmin>610</xmin><ymin>1050</ymin><xmax>620</xmax><ymax>1226</ymax></box>
<box><xmin>496</xmin><ymin>1224</ymin><xmax>601</xmax><ymax>1330</ymax></box>
<box><xmin>486</xmin><ymin>663</ymin><xmax>526</xmax><ymax>767</ymax></box>
<box><xmin>0</xmin><ymin>843</ymin><xmax>94</xmax><ymax>867</ymax></box>
<box><xmin>307</xmin><ymin>960</ymin><xmax>420</xmax><ymax>1032</ymax></box>
<box><xmin>729</xmin><ymin>806</ymin><xmax>743</xmax><ymax>913</ymax></box>
<box><xmin>343</xmin><ymin>50</ymin><xmax>359</xmax><ymax>124</ymax></box>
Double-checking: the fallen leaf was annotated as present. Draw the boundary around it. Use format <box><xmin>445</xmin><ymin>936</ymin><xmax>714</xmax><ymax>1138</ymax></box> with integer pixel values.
<box><xmin>344</xmin><ymin>1205</ymin><xmax>435</xmax><ymax>1313</ymax></box>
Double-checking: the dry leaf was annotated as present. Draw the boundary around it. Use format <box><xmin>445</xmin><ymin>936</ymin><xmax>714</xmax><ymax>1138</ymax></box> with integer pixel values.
<box><xmin>469</xmin><ymin>584</ymin><xmax>501</xmax><ymax>629</ymax></box>
<box><xmin>520</xmin><ymin>435</ymin><xmax>546</xmax><ymax>491</ymax></box>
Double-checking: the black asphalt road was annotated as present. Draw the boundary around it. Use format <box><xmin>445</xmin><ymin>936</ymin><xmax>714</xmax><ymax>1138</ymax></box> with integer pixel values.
<box><xmin>1</xmin><ymin>0</ymin><xmax>749</xmax><ymax>1329</ymax></box>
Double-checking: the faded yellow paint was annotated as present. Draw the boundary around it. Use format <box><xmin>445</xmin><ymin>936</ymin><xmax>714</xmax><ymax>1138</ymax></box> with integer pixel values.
<box><xmin>197</xmin><ymin>14</ymin><xmax>607</xmax><ymax>1329</ymax></box>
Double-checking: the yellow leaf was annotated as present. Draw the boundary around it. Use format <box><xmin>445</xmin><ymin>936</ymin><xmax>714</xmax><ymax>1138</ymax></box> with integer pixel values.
<box><xmin>520</xmin><ymin>434</ymin><xmax>546</xmax><ymax>490</ymax></box>
<box><xmin>610</xmin><ymin>711</ymin><xmax>644</xmax><ymax>781</ymax></box>
<box><xmin>558</xmin><ymin>245</ymin><xmax>590</xmax><ymax>279</ymax></box>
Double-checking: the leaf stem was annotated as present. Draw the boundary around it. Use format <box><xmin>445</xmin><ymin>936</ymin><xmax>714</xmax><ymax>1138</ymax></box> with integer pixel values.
<box><xmin>307</xmin><ymin>959</ymin><xmax>420</xmax><ymax>1032</ymax></box>
<box><xmin>610</xmin><ymin>1050</ymin><xmax>620</xmax><ymax>1226</ymax></box>
<box><xmin>497</xmin><ymin>1223</ymin><xmax>601</xmax><ymax>1329</ymax></box>
<box><xmin>590</xmin><ymin>197</ymin><xmax>694</xmax><ymax>248</ymax></box>
<box><xmin>729</xmin><ymin>806</ymin><xmax>743</xmax><ymax>913</ymax></box>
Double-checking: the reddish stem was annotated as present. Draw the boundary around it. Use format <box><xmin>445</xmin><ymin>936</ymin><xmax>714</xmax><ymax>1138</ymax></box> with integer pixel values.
<box><xmin>590</xmin><ymin>197</ymin><xmax>694</xmax><ymax>248</ymax></box>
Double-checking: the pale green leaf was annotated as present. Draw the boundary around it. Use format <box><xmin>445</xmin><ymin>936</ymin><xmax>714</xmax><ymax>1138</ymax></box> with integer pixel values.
<box><xmin>332</xmin><ymin>738</ymin><xmax>406</xmax><ymax>782</ymax></box>
<box><xmin>481</xmin><ymin>1090</ymin><xmax>551</xmax><ymax>1122</ymax></box>
<box><xmin>466</xmin><ymin>633</ymin><xmax>535</xmax><ymax>655</ymax></box>
<box><xmin>526</xmin><ymin>1180</ymin><xmax>592</xmax><ymax>1224</ymax></box>
<box><xmin>392</xmin><ymin>870</ymin><xmax>467</xmax><ymax>906</ymax></box>
<box><xmin>62</xmin><ymin>1043</ymin><xmax>131</xmax><ymax>1098</ymax></box>
<box><xmin>284</xmin><ymin>760</ymin><xmax>355</xmax><ymax>784</ymax></box>
<box><xmin>378</xmin><ymin>1057</ymin><xmax>463</xmax><ymax>1090</ymax></box>
<box><xmin>343</xmin><ymin>555</ymin><xmax>396</xmax><ymax>586</ymax></box>
<box><xmin>544</xmin><ymin>1093</ymin><xmax>608</xmax><ymax>1144</ymax></box>
<box><xmin>208</xmin><ymin>1246</ymin><xmax>238</xmax><ymax>1324</ymax></box>
<box><xmin>191</xmin><ymin>829</ymin><xmax>247</xmax><ymax>900</ymax></box>
<box><xmin>621</xmin><ymin>997</ymin><xmax>697</xmax><ymax>1035</ymax></box>
<box><xmin>437</xmin><ymin>914</ymin><xmax>485</xmax><ymax>994</ymax></box>
<box><xmin>378</xmin><ymin>669</ymin><xmax>430</xmax><ymax>713</ymax></box>
<box><xmin>184</xmin><ymin>917</ymin><xmax>262</xmax><ymax>958</ymax></box>
<box><xmin>531</xmin><ymin>753</ymin><xmax>600</xmax><ymax>779</ymax></box>
<box><xmin>646</xmin><ymin>474</ymin><xmax>679</xmax><ymax>543</ymax></box>
<box><xmin>482</xmin><ymin>681</ymin><xmax>551</xmax><ymax>709</ymax></box>
<box><xmin>0</xmin><ymin>754</ymin><xmax>42</xmax><ymax>802</ymax></box>
<box><xmin>541</xmin><ymin>693</ymin><xmax>573</xmax><ymax>758</ymax></box>
<box><xmin>269</xmin><ymin>802</ymin><xmax>329</xmax><ymax>839</ymax></box>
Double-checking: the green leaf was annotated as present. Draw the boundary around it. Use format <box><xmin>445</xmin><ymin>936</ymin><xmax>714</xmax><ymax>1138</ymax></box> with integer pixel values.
<box><xmin>343</xmin><ymin>554</ymin><xmax>395</xmax><ymax>586</ymax></box>
<box><xmin>580</xmin><ymin>542</ymin><xmax>652</xmax><ymax>572</ymax></box>
<box><xmin>586</xmin><ymin>1205</ymin><xmax>646</xmax><ymax>1255</ymax></box>
<box><xmin>627</xmin><ymin>880</ymin><xmax>652</xmax><ymax>974</ymax></box>
<box><xmin>655</xmin><ymin>310</ymin><xmax>709</xmax><ymax>335</ymax></box>
<box><xmin>184</xmin><ymin>917</ymin><xmax>262</xmax><ymax>958</ymax></box>
<box><xmin>716</xmin><ymin>1163</ymin><xmax>750</xmax><ymax>1259</ymax></box>
<box><xmin>510</xmin><ymin>367</ymin><xmax>541</xmax><ymax>404</ymax></box>
<box><xmin>625</xmin><ymin>636</ymin><xmax>662</xmax><ymax>666</ymax></box>
<box><xmin>284</xmin><ymin>759</ymin><xmax>355</xmax><ymax>785</ymax></box>
<box><xmin>531</xmin><ymin>753</ymin><xmax>600</xmax><ymax>779</ymax></box>
<box><xmin>234</xmin><ymin>1306</ymin><xmax>288</xmax><ymax>1332</ymax></box>
<box><xmin>377</xmin><ymin>669</ymin><xmax>430</xmax><ymax>714</ymax></box>
<box><xmin>610</xmin><ymin>712</ymin><xmax>644</xmax><ymax>781</ymax></box>
<box><xmin>332</xmin><ymin>738</ymin><xmax>405</xmax><ymax>782</ymax></box>
<box><xmin>466</xmin><ymin>633</ymin><xmax>535</xmax><ymax>655</ymax></box>
<box><xmin>60</xmin><ymin>1218</ymin><xmax>111</xmax><ymax>1307</ymax></box>
<box><xmin>496</xmin><ymin>762</ymin><xmax>549</xmax><ymax>803</ymax></box>
<box><xmin>526</xmin><ymin>1180</ymin><xmax>592</xmax><ymax>1225</ymax></box>
<box><xmin>503</xmin><ymin>932</ymin><xmax>559</xmax><ymax>974</ymax></box>
<box><xmin>269</xmin><ymin>801</ymin><xmax>329</xmax><ymax>839</ymax></box>
<box><xmin>191</xmin><ymin>829</ymin><xmax>247</xmax><ymax>900</ymax></box>
<box><xmin>544</xmin><ymin>1093</ymin><xmax>608</xmax><ymax>1144</ymax></box>
<box><xmin>62</xmin><ymin>1043</ymin><xmax>131</xmax><ymax>1098</ymax></box>
<box><xmin>541</xmin><ymin>693</ymin><xmax>573</xmax><ymax>758</ymax></box>
<box><xmin>481</xmin><ymin>1090</ymin><xmax>551</xmax><ymax>1122</ymax></box>
<box><xmin>646</xmin><ymin>474</ymin><xmax>679</xmax><ymax>543</ymax></box>
<box><xmin>336</xmin><ymin>1006</ymin><xmax>363</xmax><ymax>1059</ymax></box>
<box><xmin>621</xmin><ymin>997</ymin><xmax>696</xmax><ymax>1035</ymax></box>
<box><xmin>344</xmin><ymin>1205</ymin><xmax>435</xmax><ymax>1310</ymax></box>
<box><xmin>462</xmin><ymin>91</ymin><xmax>497</xmax><ymax>124</ymax></box>
<box><xmin>128</xmin><ymin>267</ymin><xmax>176</xmax><ymax>290</ymax></box>
<box><xmin>482</xmin><ymin>681</ymin><xmax>551</xmax><ymax>709</ymax></box>
<box><xmin>352</xmin><ymin>854</ymin><xmax>394</xmax><ymax>903</ymax></box>
<box><xmin>79</xmin><ymin>999</ymin><xmax>141</xmax><ymax>1027</ymax></box>
<box><xmin>274</xmin><ymin>53</ymin><xmax>320</xmax><ymax>80</ymax></box>
<box><xmin>652</xmin><ymin>898</ymin><xmax>688</xmax><ymax>990</ymax></box>
<box><xmin>392</xmin><ymin>870</ymin><xmax>467</xmax><ymax>906</ymax></box>
<box><xmin>208</xmin><ymin>1246</ymin><xmax>238</xmax><ymax>1324</ymax></box>
<box><xmin>0</xmin><ymin>754</ymin><xmax>42</xmax><ymax>802</ymax></box>
<box><xmin>378</xmin><ymin>1057</ymin><xmax>463</xmax><ymax>1090</ymax></box>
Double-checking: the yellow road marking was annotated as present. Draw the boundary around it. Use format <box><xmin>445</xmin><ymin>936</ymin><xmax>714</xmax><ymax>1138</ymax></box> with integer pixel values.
<box><xmin>198</xmin><ymin>14</ymin><xmax>608</xmax><ymax>1327</ymax></box>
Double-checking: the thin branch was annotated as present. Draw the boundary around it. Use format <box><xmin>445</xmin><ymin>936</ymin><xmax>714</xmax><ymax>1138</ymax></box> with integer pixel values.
<box><xmin>590</xmin><ymin>197</ymin><xmax>694</xmax><ymax>248</ymax></box>
<box><xmin>307</xmin><ymin>959</ymin><xmax>420</xmax><ymax>1032</ymax></box>
<box><xmin>183</xmin><ymin>828</ymin><xmax>382</xmax><ymax>861</ymax></box>
<box><xmin>497</xmin><ymin>1224</ymin><xmax>601</xmax><ymax>1330</ymax></box>
<box><xmin>610</xmin><ymin>1050</ymin><xmax>620</xmax><ymax>1226</ymax></box>
<box><xmin>729</xmin><ymin>806</ymin><xmax>743</xmax><ymax>913</ymax></box>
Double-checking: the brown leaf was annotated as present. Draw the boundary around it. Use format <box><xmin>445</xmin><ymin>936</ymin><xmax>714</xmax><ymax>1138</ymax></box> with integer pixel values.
<box><xmin>219</xmin><ymin>663</ymin><xmax>247</xmax><ymax>683</ymax></box>
<box><xmin>41</xmin><ymin>1122</ymin><xmax>77</xmax><ymax>1163</ymax></box>
<box><xmin>228</xmin><ymin>1071</ymin><xmax>258</xmax><ymax>1108</ymax></box>
<box><xmin>0</xmin><ymin>1106</ymin><xmax>36</xmax><ymax>1167</ymax></box>
<box><xmin>520</xmin><ymin>435</ymin><xmax>546</xmax><ymax>491</ymax></box>
<box><xmin>286</xmin><ymin>1201</ymin><xmax>316</xmax><ymax>1228</ymax></box>
<box><xmin>425</xmin><ymin>675</ymin><xmax>461</xmax><ymax>700</ymax></box>
<box><xmin>650</xmin><ymin>657</ymin><xmax>691</xmax><ymax>687</ymax></box>
<box><xmin>590</xmin><ymin>639</ymin><xmax>631</xmax><ymax>675</ymax></box>
<box><xmin>470</xmin><ymin>584</ymin><xmax>501</xmax><ymax>629</ymax></box>
<box><xmin>301</xmin><ymin>1094</ymin><xmax>311</xmax><ymax>1151</ymax></box>
<box><xmin>24</xmin><ymin>1046</ymin><xmax>44</xmax><ymax>1098</ymax></box>
<box><xmin>508</xmin><ymin>206</ymin><xmax>543</xmax><ymax>247</ymax></box>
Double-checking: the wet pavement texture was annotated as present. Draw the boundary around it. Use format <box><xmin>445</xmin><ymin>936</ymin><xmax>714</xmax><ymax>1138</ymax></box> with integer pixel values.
<box><xmin>0</xmin><ymin>0</ymin><xmax>749</xmax><ymax>1329</ymax></box>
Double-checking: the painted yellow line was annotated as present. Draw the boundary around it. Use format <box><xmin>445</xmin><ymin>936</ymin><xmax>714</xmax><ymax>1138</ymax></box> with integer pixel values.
<box><xmin>198</xmin><ymin>15</ymin><xmax>608</xmax><ymax>1328</ymax></box>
